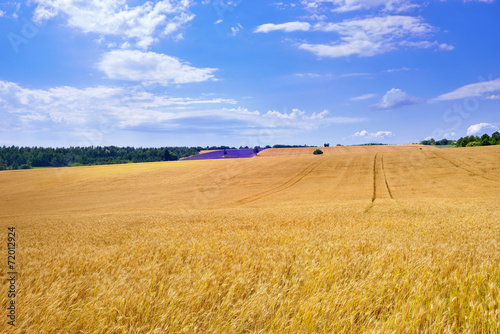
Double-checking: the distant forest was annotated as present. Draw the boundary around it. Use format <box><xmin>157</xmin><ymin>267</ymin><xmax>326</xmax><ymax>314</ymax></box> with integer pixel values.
<box><xmin>0</xmin><ymin>146</ymin><xmax>199</xmax><ymax>170</ymax></box>
<box><xmin>421</xmin><ymin>131</ymin><xmax>500</xmax><ymax>147</ymax></box>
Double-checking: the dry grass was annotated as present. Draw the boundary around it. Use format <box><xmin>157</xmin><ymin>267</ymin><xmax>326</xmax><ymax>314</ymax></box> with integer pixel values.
<box><xmin>1</xmin><ymin>146</ymin><xmax>499</xmax><ymax>333</ymax></box>
<box><xmin>258</xmin><ymin>144</ymin><xmax>435</xmax><ymax>157</ymax></box>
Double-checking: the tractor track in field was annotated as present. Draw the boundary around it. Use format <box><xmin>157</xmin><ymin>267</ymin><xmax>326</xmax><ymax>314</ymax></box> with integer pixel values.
<box><xmin>364</xmin><ymin>153</ymin><xmax>396</xmax><ymax>213</ymax></box>
<box><xmin>212</xmin><ymin>160</ymin><xmax>266</xmax><ymax>186</ymax></box>
<box><xmin>364</xmin><ymin>153</ymin><xmax>378</xmax><ymax>213</ymax></box>
<box><xmin>371</xmin><ymin>153</ymin><xmax>378</xmax><ymax>203</ymax></box>
<box><xmin>381</xmin><ymin>155</ymin><xmax>394</xmax><ymax>199</ymax></box>
<box><xmin>431</xmin><ymin>151</ymin><xmax>500</xmax><ymax>184</ymax></box>
<box><xmin>236</xmin><ymin>157</ymin><xmax>326</xmax><ymax>205</ymax></box>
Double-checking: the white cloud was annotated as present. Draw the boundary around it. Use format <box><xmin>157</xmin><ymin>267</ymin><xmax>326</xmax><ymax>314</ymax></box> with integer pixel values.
<box><xmin>400</xmin><ymin>40</ymin><xmax>455</xmax><ymax>51</ymax></box>
<box><xmin>254</xmin><ymin>21</ymin><xmax>311</xmax><ymax>33</ymax></box>
<box><xmin>32</xmin><ymin>0</ymin><xmax>194</xmax><ymax>48</ymax></box>
<box><xmin>466</xmin><ymin>123</ymin><xmax>496</xmax><ymax>136</ymax></box>
<box><xmin>432</xmin><ymin>78</ymin><xmax>500</xmax><ymax>101</ymax></box>
<box><xmin>0</xmin><ymin>80</ymin><xmax>365</xmax><ymax>138</ymax></box>
<box><xmin>352</xmin><ymin>130</ymin><xmax>393</xmax><ymax>139</ymax></box>
<box><xmin>382</xmin><ymin>67</ymin><xmax>412</xmax><ymax>73</ymax></box>
<box><xmin>350</xmin><ymin>93</ymin><xmax>376</xmax><ymax>101</ymax></box>
<box><xmin>373</xmin><ymin>88</ymin><xmax>422</xmax><ymax>110</ymax></box>
<box><xmin>230</xmin><ymin>23</ymin><xmax>243</xmax><ymax>36</ymax></box>
<box><xmin>353</xmin><ymin>130</ymin><xmax>368</xmax><ymax>137</ymax></box>
<box><xmin>257</xmin><ymin>15</ymin><xmax>442</xmax><ymax>58</ymax></box>
<box><xmin>223</xmin><ymin>107</ymin><xmax>260</xmax><ymax>116</ymax></box>
<box><xmin>295</xmin><ymin>73</ymin><xmax>322</xmax><ymax>78</ymax></box>
<box><xmin>339</xmin><ymin>72</ymin><xmax>371</xmax><ymax>78</ymax></box>
<box><xmin>399</xmin><ymin>40</ymin><xmax>437</xmax><ymax>49</ymax></box>
<box><xmin>301</xmin><ymin>0</ymin><xmax>419</xmax><ymax>13</ymax></box>
<box><xmin>438</xmin><ymin>43</ymin><xmax>454</xmax><ymax>51</ymax></box>
<box><xmin>98</xmin><ymin>50</ymin><xmax>217</xmax><ymax>85</ymax></box>
<box><xmin>263</xmin><ymin>108</ymin><xmax>329</xmax><ymax>120</ymax></box>
<box><xmin>261</xmin><ymin>108</ymin><xmax>364</xmax><ymax>131</ymax></box>
<box><xmin>0</xmin><ymin>80</ymin><xmax>236</xmax><ymax>131</ymax></box>
<box><xmin>294</xmin><ymin>72</ymin><xmax>334</xmax><ymax>80</ymax></box>
<box><xmin>486</xmin><ymin>95</ymin><xmax>500</xmax><ymax>100</ymax></box>
<box><xmin>0</xmin><ymin>10</ymin><xmax>5</xmax><ymax>17</ymax></box>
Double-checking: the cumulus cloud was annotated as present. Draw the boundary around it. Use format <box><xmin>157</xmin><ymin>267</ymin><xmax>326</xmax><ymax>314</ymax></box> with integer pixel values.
<box><xmin>0</xmin><ymin>10</ymin><xmax>5</xmax><ymax>17</ymax></box>
<box><xmin>98</xmin><ymin>50</ymin><xmax>217</xmax><ymax>85</ymax></box>
<box><xmin>466</xmin><ymin>123</ymin><xmax>496</xmax><ymax>136</ymax></box>
<box><xmin>32</xmin><ymin>0</ymin><xmax>194</xmax><ymax>48</ymax></box>
<box><xmin>372</xmin><ymin>88</ymin><xmax>422</xmax><ymax>110</ymax></box>
<box><xmin>352</xmin><ymin>130</ymin><xmax>393</xmax><ymax>139</ymax></box>
<box><xmin>256</xmin><ymin>15</ymin><xmax>446</xmax><ymax>58</ymax></box>
<box><xmin>432</xmin><ymin>78</ymin><xmax>500</xmax><ymax>101</ymax></box>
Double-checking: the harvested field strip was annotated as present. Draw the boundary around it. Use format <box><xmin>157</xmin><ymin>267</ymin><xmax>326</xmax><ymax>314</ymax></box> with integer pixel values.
<box><xmin>258</xmin><ymin>145</ymin><xmax>434</xmax><ymax>157</ymax></box>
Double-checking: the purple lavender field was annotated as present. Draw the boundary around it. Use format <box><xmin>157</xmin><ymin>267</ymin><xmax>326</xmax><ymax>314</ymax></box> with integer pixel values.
<box><xmin>182</xmin><ymin>148</ymin><xmax>267</xmax><ymax>161</ymax></box>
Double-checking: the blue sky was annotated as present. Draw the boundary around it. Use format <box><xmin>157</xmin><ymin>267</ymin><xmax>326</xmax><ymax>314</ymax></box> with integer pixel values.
<box><xmin>0</xmin><ymin>0</ymin><xmax>499</xmax><ymax>148</ymax></box>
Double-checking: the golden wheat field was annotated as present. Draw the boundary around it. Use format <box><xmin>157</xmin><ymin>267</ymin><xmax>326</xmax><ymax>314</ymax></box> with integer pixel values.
<box><xmin>1</xmin><ymin>145</ymin><xmax>500</xmax><ymax>333</ymax></box>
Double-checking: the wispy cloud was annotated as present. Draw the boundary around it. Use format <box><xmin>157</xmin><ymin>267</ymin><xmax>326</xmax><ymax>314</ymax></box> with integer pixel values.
<box><xmin>350</xmin><ymin>93</ymin><xmax>377</xmax><ymax>101</ymax></box>
<box><xmin>262</xmin><ymin>108</ymin><xmax>366</xmax><ymax>131</ymax></box>
<box><xmin>256</xmin><ymin>15</ymin><xmax>448</xmax><ymax>58</ymax></box>
<box><xmin>264</xmin><ymin>108</ymin><xmax>329</xmax><ymax>120</ymax></box>
<box><xmin>254</xmin><ymin>21</ymin><xmax>311</xmax><ymax>33</ymax></box>
<box><xmin>0</xmin><ymin>80</ymin><xmax>364</xmax><ymax>139</ymax></box>
<box><xmin>431</xmin><ymin>78</ymin><xmax>500</xmax><ymax>101</ymax></box>
<box><xmin>300</xmin><ymin>0</ymin><xmax>419</xmax><ymax>13</ymax></box>
<box><xmin>230</xmin><ymin>23</ymin><xmax>243</xmax><ymax>36</ymax></box>
<box><xmin>0</xmin><ymin>80</ymin><xmax>235</xmax><ymax>131</ymax></box>
<box><xmin>98</xmin><ymin>50</ymin><xmax>217</xmax><ymax>85</ymax></box>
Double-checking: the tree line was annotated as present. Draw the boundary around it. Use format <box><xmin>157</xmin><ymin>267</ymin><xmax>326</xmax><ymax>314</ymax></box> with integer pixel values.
<box><xmin>0</xmin><ymin>146</ymin><xmax>199</xmax><ymax>170</ymax></box>
<box><xmin>455</xmin><ymin>131</ymin><xmax>500</xmax><ymax>147</ymax></box>
<box><xmin>420</xmin><ymin>131</ymin><xmax>500</xmax><ymax>147</ymax></box>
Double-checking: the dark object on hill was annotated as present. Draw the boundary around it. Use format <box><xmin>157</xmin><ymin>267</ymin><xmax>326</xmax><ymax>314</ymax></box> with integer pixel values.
<box><xmin>313</xmin><ymin>149</ymin><xmax>323</xmax><ymax>155</ymax></box>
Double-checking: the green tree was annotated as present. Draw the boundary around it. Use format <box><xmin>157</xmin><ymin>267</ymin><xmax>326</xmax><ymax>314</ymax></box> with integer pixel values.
<box><xmin>491</xmin><ymin>131</ymin><xmax>500</xmax><ymax>144</ymax></box>
<box><xmin>313</xmin><ymin>149</ymin><xmax>323</xmax><ymax>155</ymax></box>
